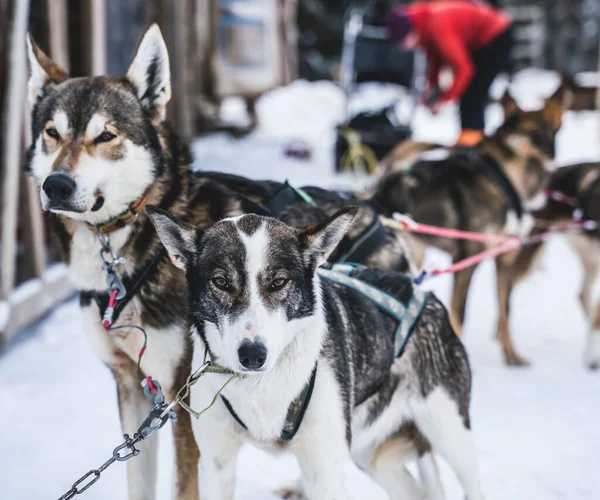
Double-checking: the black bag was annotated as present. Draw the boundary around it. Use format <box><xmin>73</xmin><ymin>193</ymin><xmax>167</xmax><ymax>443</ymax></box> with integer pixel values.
<box><xmin>335</xmin><ymin>106</ymin><xmax>412</xmax><ymax>174</ymax></box>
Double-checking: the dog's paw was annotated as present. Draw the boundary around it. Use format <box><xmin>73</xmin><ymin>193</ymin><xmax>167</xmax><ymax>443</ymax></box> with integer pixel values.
<box><xmin>273</xmin><ymin>487</ymin><xmax>306</xmax><ymax>500</ymax></box>
<box><xmin>504</xmin><ymin>351</ymin><xmax>530</xmax><ymax>367</ymax></box>
<box><xmin>585</xmin><ymin>331</ymin><xmax>600</xmax><ymax>370</ymax></box>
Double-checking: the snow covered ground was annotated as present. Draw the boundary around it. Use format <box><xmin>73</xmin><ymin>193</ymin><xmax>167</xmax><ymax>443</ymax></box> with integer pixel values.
<box><xmin>2</xmin><ymin>73</ymin><xmax>600</xmax><ymax>500</ymax></box>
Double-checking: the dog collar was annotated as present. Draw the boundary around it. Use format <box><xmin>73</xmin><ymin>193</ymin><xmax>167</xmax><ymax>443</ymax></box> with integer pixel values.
<box><xmin>86</xmin><ymin>194</ymin><xmax>148</xmax><ymax>235</ymax></box>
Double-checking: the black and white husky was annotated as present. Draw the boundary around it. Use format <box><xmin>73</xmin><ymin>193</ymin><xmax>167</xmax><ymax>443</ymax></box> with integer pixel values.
<box><xmin>148</xmin><ymin>206</ymin><xmax>483</xmax><ymax>500</ymax></box>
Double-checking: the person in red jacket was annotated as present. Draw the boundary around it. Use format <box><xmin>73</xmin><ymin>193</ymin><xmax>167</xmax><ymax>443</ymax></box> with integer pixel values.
<box><xmin>386</xmin><ymin>1</ymin><xmax>513</xmax><ymax>146</ymax></box>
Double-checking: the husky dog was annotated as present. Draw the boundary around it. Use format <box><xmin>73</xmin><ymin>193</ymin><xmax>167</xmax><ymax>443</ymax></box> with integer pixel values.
<box><xmin>371</xmin><ymin>82</ymin><xmax>572</xmax><ymax>366</ymax></box>
<box><xmin>512</xmin><ymin>162</ymin><xmax>600</xmax><ymax>369</ymax></box>
<box><xmin>148</xmin><ymin>206</ymin><xmax>482</xmax><ymax>500</ymax></box>
<box><xmin>26</xmin><ymin>25</ymin><xmax>412</xmax><ymax>499</ymax></box>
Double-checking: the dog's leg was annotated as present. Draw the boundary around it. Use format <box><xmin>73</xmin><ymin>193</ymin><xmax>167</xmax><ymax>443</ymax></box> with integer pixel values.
<box><xmin>413</xmin><ymin>388</ymin><xmax>484</xmax><ymax>500</ymax></box>
<box><xmin>168</xmin><ymin>344</ymin><xmax>200</xmax><ymax>500</ymax></box>
<box><xmin>292</xmin><ymin>365</ymin><xmax>349</xmax><ymax>500</ymax></box>
<box><xmin>195</xmin><ymin>417</ymin><xmax>241</xmax><ymax>500</ymax></box>
<box><xmin>294</xmin><ymin>428</ymin><xmax>348</xmax><ymax>500</ymax></box>
<box><xmin>575</xmin><ymin>249</ymin><xmax>600</xmax><ymax>370</ymax></box>
<box><xmin>112</xmin><ymin>355</ymin><xmax>159</xmax><ymax>500</ymax></box>
<box><xmin>567</xmin><ymin>235</ymin><xmax>600</xmax><ymax>369</ymax></box>
<box><xmin>495</xmin><ymin>254</ymin><xmax>529</xmax><ymax>366</ymax></box>
<box><xmin>586</xmin><ymin>302</ymin><xmax>600</xmax><ymax>370</ymax></box>
<box><xmin>368</xmin><ymin>437</ymin><xmax>426</xmax><ymax>500</ymax></box>
<box><xmin>417</xmin><ymin>452</ymin><xmax>446</xmax><ymax>500</ymax></box>
<box><xmin>245</xmin><ymin>94</ymin><xmax>259</xmax><ymax>129</ymax></box>
<box><xmin>449</xmin><ymin>264</ymin><xmax>479</xmax><ymax>337</ymax></box>
<box><xmin>273</xmin><ymin>478</ymin><xmax>306</xmax><ymax>500</ymax></box>
<box><xmin>84</xmin><ymin>309</ymin><xmax>159</xmax><ymax>500</ymax></box>
<box><xmin>406</xmin><ymin>234</ymin><xmax>427</xmax><ymax>272</ymax></box>
<box><xmin>579</xmin><ymin>265</ymin><xmax>600</xmax><ymax>370</ymax></box>
<box><xmin>170</xmin><ymin>410</ymin><xmax>200</xmax><ymax>500</ymax></box>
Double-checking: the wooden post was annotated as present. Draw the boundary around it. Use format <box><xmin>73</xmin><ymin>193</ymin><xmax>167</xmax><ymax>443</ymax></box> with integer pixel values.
<box><xmin>173</xmin><ymin>0</ymin><xmax>194</xmax><ymax>138</ymax></box>
<box><xmin>90</xmin><ymin>0</ymin><xmax>106</xmax><ymax>76</ymax></box>
<box><xmin>22</xmin><ymin>98</ymin><xmax>47</xmax><ymax>280</ymax></box>
<box><xmin>596</xmin><ymin>24</ymin><xmax>600</xmax><ymax>141</ymax></box>
<box><xmin>1</xmin><ymin>0</ymin><xmax>30</xmax><ymax>299</ymax></box>
<box><xmin>46</xmin><ymin>0</ymin><xmax>69</xmax><ymax>72</ymax></box>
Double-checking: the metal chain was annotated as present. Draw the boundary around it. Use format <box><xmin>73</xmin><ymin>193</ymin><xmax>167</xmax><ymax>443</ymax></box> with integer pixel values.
<box><xmin>57</xmin><ymin>233</ymin><xmax>145</xmax><ymax>499</ymax></box>
<box><xmin>97</xmin><ymin>231</ymin><xmax>127</xmax><ymax>299</ymax></box>
<box><xmin>56</xmin><ymin>233</ymin><xmax>240</xmax><ymax>499</ymax></box>
<box><xmin>55</xmin><ymin>360</ymin><xmax>230</xmax><ymax>500</ymax></box>
<box><xmin>57</xmin><ymin>433</ymin><xmax>142</xmax><ymax>499</ymax></box>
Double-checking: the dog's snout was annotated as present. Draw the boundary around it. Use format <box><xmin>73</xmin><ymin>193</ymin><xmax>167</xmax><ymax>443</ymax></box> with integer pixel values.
<box><xmin>238</xmin><ymin>341</ymin><xmax>267</xmax><ymax>370</ymax></box>
<box><xmin>43</xmin><ymin>174</ymin><xmax>76</xmax><ymax>203</ymax></box>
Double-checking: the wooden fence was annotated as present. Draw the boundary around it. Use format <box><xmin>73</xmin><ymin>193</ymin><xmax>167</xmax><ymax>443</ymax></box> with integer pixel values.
<box><xmin>0</xmin><ymin>0</ymin><xmax>296</xmax><ymax>347</ymax></box>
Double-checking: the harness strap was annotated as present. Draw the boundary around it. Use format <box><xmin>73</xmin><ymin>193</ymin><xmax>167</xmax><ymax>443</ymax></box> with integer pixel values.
<box><xmin>263</xmin><ymin>181</ymin><xmax>317</xmax><ymax>213</ymax></box>
<box><xmin>318</xmin><ymin>264</ymin><xmax>428</xmax><ymax>357</ymax></box>
<box><xmin>337</xmin><ymin>218</ymin><xmax>388</xmax><ymax>263</ymax></box>
<box><xmin>220</xmin><ymin>364</ymin><xmax>318</xmax><ymax>442</ymax></box>
<box><xmin>263</xmin><ymin>182</ymin><xmax>388</xmax><ymax>264</ymax></box>
<box><xmin>82</xmin><ymin>247</ymin><xmax>167</xmax><ymax>324</ymax></box>
<box><xmin>446</xmin><ymin>149</ymin><xmax>523</xmax><ymax>219</ymax></box>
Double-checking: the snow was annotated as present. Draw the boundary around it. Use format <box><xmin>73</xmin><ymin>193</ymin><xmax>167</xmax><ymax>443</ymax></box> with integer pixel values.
<box><xmin>2</xmin><ymin>74</ymin><xmax>600</xmax><ymax>500</ymax></box>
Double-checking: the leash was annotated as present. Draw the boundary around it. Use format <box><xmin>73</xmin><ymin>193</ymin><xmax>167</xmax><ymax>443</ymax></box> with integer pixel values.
<box><xmin>383</xmin><ymin>213</ymin><xmax>598</xmax><ymax>284</ymax></box>
<box><xmin>544</xmin><ymin>188</ymin><xmax>584</xmax><ymax>221</ymax></box>
<box><xmin>388</xmin><ymin>213</ymin><xmax>514</xmax><ymax>245</ymax></box>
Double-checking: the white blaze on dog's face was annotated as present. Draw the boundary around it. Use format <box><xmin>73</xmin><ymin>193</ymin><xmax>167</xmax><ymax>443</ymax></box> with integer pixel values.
<box><xmin>148</xmin><ymin>206</ymin><xmax>358</xmax><ymax>373</ymax></box>
<box><xmin>26</xmin><ymin>25</ymin><xmax>171</xmax><ymax>225</ymax></box>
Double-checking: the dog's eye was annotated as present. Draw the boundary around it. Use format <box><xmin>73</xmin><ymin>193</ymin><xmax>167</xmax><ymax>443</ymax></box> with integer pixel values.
<box><xmin>212</xmin><ymin>277</ymin><xmax>229</xmax><ymax>290</ymax></box>
<box><xmin>96</xmin><ymin>131</ymin><xmax>116</xmax><ymax>143</ymax></box>
<box><xmin>45</xmin><ymin>127</ymin><xmax>60</xmax><ymax>140</ymax></box>
<box><xmin>271</xmin><ymin>277</ymin><xmax>289</xmax><ymax>290</ymax></box>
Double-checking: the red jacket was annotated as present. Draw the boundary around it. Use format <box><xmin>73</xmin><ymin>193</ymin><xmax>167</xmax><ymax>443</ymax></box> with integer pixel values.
<box><xmin>407</xmin><ymin>1</ymin><xmax>511</xmax><ymax>102</ymax></box>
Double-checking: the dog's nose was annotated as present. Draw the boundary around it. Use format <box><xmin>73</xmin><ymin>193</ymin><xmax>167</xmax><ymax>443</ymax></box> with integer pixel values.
<box><xmin>43</xmin><ymin>174</ymin><xmax>76</xmax><ymax>203</ymax></box>
<box><xmin>238</xmin><ymin>341</ymin><xmax>267</xmax><ymax>370</ymax></box>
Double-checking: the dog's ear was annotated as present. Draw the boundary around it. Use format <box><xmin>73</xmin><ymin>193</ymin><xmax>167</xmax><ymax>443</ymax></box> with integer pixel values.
<box><xmin>542</xmin><ymin>79</ymin><xmax>573</xmax><ymax>132</ymax></box>
<box><xmin>146</xmin><ymin>205</ymin><xmax>200</xmax><ymax>271</ymax></box>
<box><xmin>500</xmin><ymin>88</ymin><xmax>520</xmax><ymax>119</ymax></box>
<box><xmin>300</xmin><ymin>206</ymin><xmax>359</xmax><ymax>264</ymax></box>
<box><xmin>26</xmin><ymin>34</ymin><xmax>68</xmax><ymax>105</ymax></box>
<box><xmin>126</xmin><ymin>24</ymin><xmax>171</xmax><ymax>122</ymax></box>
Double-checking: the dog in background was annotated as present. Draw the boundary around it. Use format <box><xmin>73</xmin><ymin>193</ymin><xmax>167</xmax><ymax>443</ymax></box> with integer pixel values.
<box><xmin>371</xmin><ymin>81</ymin><xmax>572</xmax><ymax>365</ymax></box>
<box><xmin>514</xmin><ymin>162</ymin><xmax>600</xmax><ymax>369</ymax></box>
<box><xmin>491</xmin><ymin>89</ymin><xmax>600</xmax><ymax>369</ymax></box>
<box><xmin>492</xmin><ymin>80</ymin><xmax>600</xmax><ymax>368</ymax></box>
<box><xmin>148</xmin><ymin>205</ymin><xmax>483</xmax><ymax>500</ymax></box>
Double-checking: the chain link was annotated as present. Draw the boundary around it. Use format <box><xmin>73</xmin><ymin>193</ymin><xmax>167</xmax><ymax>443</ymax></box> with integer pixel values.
<box><xmin>54</xmin><ymin>361</ymin><xmax>221</xmax><ymax>499</ymax></box>
<box><xmin>96</xmin><ymin>230</ymin><xmax>127</xmax><ymax>300</ymax></box>
<box><xmin>56</xmin><ymin>397</ymin><xmax>181</xmax><ymax>499</ymax></box>
<box><xmin>57</xmin><ymin>433</ymin><xmax>141</xmax><ymax>499</ymax></box>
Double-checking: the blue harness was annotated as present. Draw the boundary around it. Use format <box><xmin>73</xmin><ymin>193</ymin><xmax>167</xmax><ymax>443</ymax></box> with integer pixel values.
<box><xmin>317</xmin><ymin>263</ymin><xmax>429</xmax><ymax>358</ymax></box>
